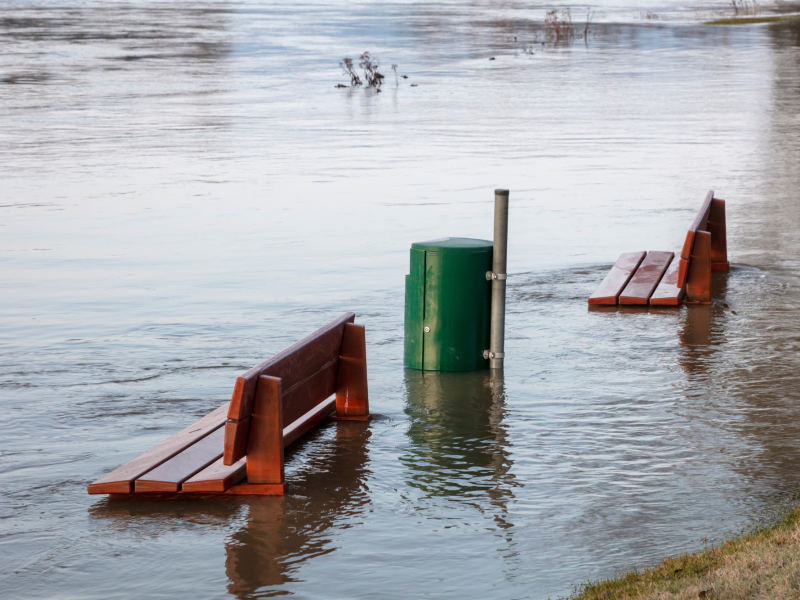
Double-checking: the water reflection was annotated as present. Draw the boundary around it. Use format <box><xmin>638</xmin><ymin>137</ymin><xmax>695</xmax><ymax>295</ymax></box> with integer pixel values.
<box><xmin>402</xmin><ymin>370</ymin><xmax>515</xmax><ymax>527</ymax></box>
<box><xmin>225</xmin><ymin>423</ymin><xmax>372</xmax><ymax>598</ymax></box>
<box><xmin>678</xmin><ymin>273</ymin><xmax>730</xmax><ymax>376</ymax></box>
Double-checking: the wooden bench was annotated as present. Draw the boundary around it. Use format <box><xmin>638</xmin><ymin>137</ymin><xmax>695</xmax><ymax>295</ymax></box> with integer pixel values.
<box><xmin>588</xmin><ymin>191</ymin><xmax>728</xmax><ymax>306</ymax></box>
<box><xmin>88</xmin><ymin>313</ymin><xmax>370</xmax><ymax>497</ymax></box>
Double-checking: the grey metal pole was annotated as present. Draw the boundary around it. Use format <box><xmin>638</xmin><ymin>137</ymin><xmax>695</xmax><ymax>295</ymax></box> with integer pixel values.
<box><xmin>489</xmin><ymin>189</ymin><xmax>508</xmax><ymax>369</ymax></box>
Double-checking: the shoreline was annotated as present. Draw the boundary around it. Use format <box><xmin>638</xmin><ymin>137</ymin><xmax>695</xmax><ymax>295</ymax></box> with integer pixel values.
<box><xmin>568</xmin><ymin>500</ymin><xmax>800</xmax><ymax>599</ymax></box>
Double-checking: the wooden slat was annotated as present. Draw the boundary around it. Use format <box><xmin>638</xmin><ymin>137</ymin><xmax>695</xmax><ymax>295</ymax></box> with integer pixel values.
<box><xmin>246</xmin><ymin>375</ymin><xmax>284</xmax><ymax>484</ymax></box>
<box><xmin>588</xmin><ymin>252</ymin><xmax>646</xmax><ymax>305</ymax></box>
<box><xmin>650</xmin><ymin>256</ymin><xmax>685</xmax><ymax>306</ymax></box>
<box><xmin>223</xmin><ymin>417</ymin><xmax>250</xmax><ymax>466</ymax></box>
<box><xmin>87</xmin><ymin>402</ymin><xmax>229</xmax><ymax>494</ymax></box>
<box><xmin>225</xmin><ymin>482</ymin><xmax>284</xmax><ymax>496</ymax></box>
<box><xmin>284</xmin><ymin>397</ymin><xmax>336</xmax><ymax>447</ymax></box>
<box><xmin>185</xmin><ymin>393</ymin><xmax>337</xmax><ymax>493</ymax></box>
<box><xmin>224</xmin><ymin>358</ymin><xmax>338</xmax><ymax>466</ymax></box>
<box><xmin>135</xmin><ymin>426</ymin><xmax>226</xmax><ymax>493</ymax></box>
<box><xmin>182</xmin><ymin>456</ymin><xmax>247</xmax><ymax>493</ymax></box>
<box><xmin>680</xmin><ymin>190</ymin><xmax>715</xmax><ymax>260</ymax></box>
<box><xmin>708</xmin><ymin>198</ymin><xmax>728</xmax><ymax>269</ymax></box>
<box><xmin>282</xmin><ymin>357</ymin><xmax>339</xmax><ymax>427</ymax></box>
<box><xmin>227</xmin><ymin>313</ymin><xmax>354</xmax><ymax>421</ymax></box>
<box><xmin>619</xmin><ymin>251</ymin><xmax>674</xmax><ymax>305</ymax></box>
<box><xmin>335</xmin><ymin>323</ymin><xmax>369</xmax><ymax>417</ymax></box>
<box><xmin>685</xmin><ymin>230</ymin><xmax>712</xmax><ymax>303</ymax></box>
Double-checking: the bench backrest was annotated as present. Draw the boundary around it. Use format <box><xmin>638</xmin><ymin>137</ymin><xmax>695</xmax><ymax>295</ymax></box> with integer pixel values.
<box><xmin>223</xmin><ymin>312</ymin><xmax>365</xmax><ymax>466</ymax></box>
<box><xmin>677</xmin><ymin>190</ymin><xmax>714</xmax><ymax>288</ymax></box>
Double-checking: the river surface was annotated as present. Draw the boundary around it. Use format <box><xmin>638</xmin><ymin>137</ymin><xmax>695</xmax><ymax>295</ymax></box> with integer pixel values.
<box><xmin>3</xmin><ymin>0</ymin><xmax>800</xmax><ymax>598</ymax></box>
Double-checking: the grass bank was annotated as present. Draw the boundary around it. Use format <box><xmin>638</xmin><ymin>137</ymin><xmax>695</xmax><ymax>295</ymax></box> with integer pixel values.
<box><xmin>568</xmin><ymin>502</ymin><xmax>800</xmax><ymax>599</ymax></box>
<box><xmin>705</xmin><ymin>15</ymin><xmax>800</xmax><ymax>25</ymax></box>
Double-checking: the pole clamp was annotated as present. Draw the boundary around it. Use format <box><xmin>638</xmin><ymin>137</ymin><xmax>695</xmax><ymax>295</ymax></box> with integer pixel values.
<box><xmin>486</xmin><ymin>271</ymin><xmax>507</xmax><ymax>281</ymax></box>
<box><xmin>483</xmin><ymin>350</ymin><xmax>505</xmax><ymax>359</ymax></box>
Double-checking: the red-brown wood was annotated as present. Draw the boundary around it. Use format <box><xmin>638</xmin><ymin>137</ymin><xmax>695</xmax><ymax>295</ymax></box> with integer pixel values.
<box><xmin>678</xmin><ymin>191</ymin><xmax>715</xmax><ymax>288</ymax></box>
<box><xmin>619</xmin><ymin>251</ymin><xmax>674</xmax><ymax>305</ymax></box>
<box><xmin>588</xmin><ymin>252</ymin><xmax>646</xmax><ymax>305</ymax></box>
<box><xmin>87</xmin><ymin>402</ymin><xmax>229</xmax><ymax>494</ymax></box>
<box><xmin>708</xmin><ymin>198</ymin><xmax>729</xmax><ymax>271</ymax></box>
<box><xmin>677</xmin><ymin>257</ymin><xmax>690</xmax><ymax>289</ymax></box>
<box><xmin>183</xmin><ymin>456</ymin><xmax>247</xmax><ymax>493</ymax></box>
<box><xmin>680</xmin><ymin>190</ymin><xmax>715</xmax><ymax>260</ymax></box>
<box><xmin>282</xmin><ymin>357</ymin><xmax>339</xmax><ymax>427</ymax></box>
<box><xmin>283</xmin><ymin>397</ymin><xmax>336</xmax><ymax>446</ymax></box>
<box><xmin>223</xmin><ymin>416</ymin><xmax>250</xmax><ymax>465</ymax></box>
<box><xmin>246</xmin><ymin>375</ymin><xmax>284</xmax><ymax>485</ymax></box>
<box><xmin>329</xmin><ymin>414</ymin><xmax>371</xmax><ymax>422</ymax></box>
<box><xmin>649</xmin><ymin>256</ymin><xmax>685</xmax><ymax>306</ymax></box>
<box><xmin>134</xmin><ymin>426</ymin><xmax>226</xmax><ymax>493</ymax></box>
<box><xmin>226</xmin><ymin>313</ymin><xmax>354</xmax><ymax>422</ymax></box>
<box><xmin>225</xmin><ymin>482</ymin><xmax>285</xmax><ymax>496</ymax></box>
<box><xmin>685</xmin><ymin>230</ymin><xmax>712</xmax><ymax>304</ymax></box>
<box><xmin>335</xmin><ymin>323</ymin><xmax>369</xmax><ymax>417</ymax></box>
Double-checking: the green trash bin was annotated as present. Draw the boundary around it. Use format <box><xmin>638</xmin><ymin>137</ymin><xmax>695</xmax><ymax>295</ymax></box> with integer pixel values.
<box><xmin>404</xmin><ymin>237</ymin><xmax>493</xmax><ymax>371</ymax></box>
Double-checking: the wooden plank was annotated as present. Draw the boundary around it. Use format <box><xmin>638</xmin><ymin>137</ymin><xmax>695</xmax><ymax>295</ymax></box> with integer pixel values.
<box><xmin>87</xmin><ymin>402</ymin><xmax>229</xmax><ymax>494</ymax></box>
<box><xmin>225</xmin><ymin>482</ymin><xmax>284</xmax><ymax>496</ymax></box>
<box><xmin>227</xmin><ymin>313</ymin><xmax>354</xmax><ymax>421</ymax></box>
<box><xmin>680</xmin><ymin>190</ymin><xmax>715</xmax><ymax>260</ymax></box>
<box><xmin>708</xmin><ymin>198</ymin><xmax>728</xmax><ymax>270</ymax></box>
<box><xmin>222</xmin><ymin>416</ymin><xmax>250</xmax><ymax>466</ymax></box>
<box><xmin>282</xmin><ymin>357</ymin><xmax>339</xmax><ymax>427</ymax></box>
<box><xmin>588</xmin><ymin>252</ymin><xmax>646</xmax><ymax>305</ymax></box>
<box><xmin>135</xmin><ymin>426</ymin><xmax>226</xmax><ymax>493</ymax></box>
<box><xmin>335</xmin><ymin>323</ymin><xmax>369</xmax><ymax>417</ymax></box>
<box><xmin>186</xmin><ymin>390</ymin><xmax>339</xmax><ymax>493</ymax></box>
<box><xmin>246</xmin><ymin>375</ymin><xmax>284</xmax><ymax>484</ymax></box>
<box><xmin>650</xmin><ymin>256</ymin><xmax>685</xmax><ymax>306</ymax></box>
<box><xmin>182</xmin><ymin>456</ymin><xmax>246</xmax><ymax>493</ymax></box>
<box><xmin>284</xmin><ymin>397</ymin><xmax>336</xmax><ymax>446</ymax></box>
<box><xmin>223</xmin><ymin>355</ymin><xmax>340</xmax><ymax>466</ymax></box>
<box><xmin>619</xmin><ymin>251</ymin><xmax>674</xmax><ymax>305</ymax></box>
<box><xmin>685</xmin><ymin>230</ymin><xmax>712</xmax><ymax>303</ymax></box>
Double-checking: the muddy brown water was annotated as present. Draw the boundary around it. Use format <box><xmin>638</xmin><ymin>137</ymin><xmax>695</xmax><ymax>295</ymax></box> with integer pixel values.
<box><xmin>3</xmin><ymin>1</ymin><xmax>800</xmax><ymax>598</ymax></box>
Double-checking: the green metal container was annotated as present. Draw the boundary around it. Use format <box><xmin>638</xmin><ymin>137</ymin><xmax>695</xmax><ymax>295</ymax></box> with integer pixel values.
<box><xmin>404</xmin><ymin>237</ymin><xmax>493</xmax><ymax>371</ymax></box>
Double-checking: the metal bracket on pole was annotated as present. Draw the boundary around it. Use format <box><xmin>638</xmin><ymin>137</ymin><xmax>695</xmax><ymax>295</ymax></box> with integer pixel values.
<box><xmin>486</xmin><ymin>272</ymin><xmax>507</xmax><ymax>281</ymax></box>
<box><xmin>489</xmin><ymin>189</ymin><xmax>509</xmax><ymax>370</ymax></box>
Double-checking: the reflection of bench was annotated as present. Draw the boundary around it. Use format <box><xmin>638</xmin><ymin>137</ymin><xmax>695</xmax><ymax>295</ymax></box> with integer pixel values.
<box><xmin>88</xmin><ymin>313</ymin><xmax>369</xmax><ymax>497</ymax></box>
<box><xmin>588</xmin><ymin>191</ymin><xmax>728</xmax><ymax>306</ymax></box>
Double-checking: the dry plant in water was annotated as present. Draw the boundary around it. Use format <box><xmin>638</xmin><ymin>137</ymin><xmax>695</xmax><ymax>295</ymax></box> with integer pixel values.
<box><xmin>339</xmin><ymin>52</ymin><xmax>388</xmax><ymax>88</ymax></box>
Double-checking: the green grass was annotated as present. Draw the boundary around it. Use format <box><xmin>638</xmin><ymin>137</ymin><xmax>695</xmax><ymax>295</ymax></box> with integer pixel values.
<box><xmin>705</xmin><ymin>15</ymin><xmax>800</xmax><ymax>25</ymax></box>
<box><xmin>567</xmin><ymin>501</ymin><xmax>800</xmax><ymax>599</ymax></box>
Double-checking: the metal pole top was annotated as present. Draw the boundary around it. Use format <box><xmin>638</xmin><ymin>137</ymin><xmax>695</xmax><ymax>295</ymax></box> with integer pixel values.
<box><xmin>495</xmin><ymin>189</ymin><xmax>509</xmax><ymax>196</ymax></box>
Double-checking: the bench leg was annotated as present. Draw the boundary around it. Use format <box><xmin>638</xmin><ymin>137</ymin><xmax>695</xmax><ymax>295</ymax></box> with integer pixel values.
<box><xmin>332</xmin><ymin>323</ymin><xmax>370</xmax><ymax>421</ymax></box>
<box><xmin>685</xmin><ymin>230</ymin><xmax>712</xmax><ymax>304</ymax></box>
<box><xmin>708</xmin><ymin>198</ymin><xmax>729</xmax><ymax>271</ymax></box>
<box><xmin>246</xmin><ymin>375</ymin><xmax>284</xmax><ymax>485</ymax></box>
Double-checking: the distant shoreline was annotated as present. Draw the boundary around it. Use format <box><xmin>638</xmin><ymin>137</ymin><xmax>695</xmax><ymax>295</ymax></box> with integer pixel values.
<box><xmin>567</xmin><ymin>501</ymin><xmax>800</xmax><ymax>599</ymax></box>
<box><xmin>705</xmin><ymin>14</ymin><xmax>800</xmax><ymax>25</ymax></box>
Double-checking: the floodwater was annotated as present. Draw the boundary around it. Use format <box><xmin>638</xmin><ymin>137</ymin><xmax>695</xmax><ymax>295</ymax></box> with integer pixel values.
<box><xmin>3</xmin><ymin>0</ymin><xmax>800</xmax><ymax>598</ymax></box>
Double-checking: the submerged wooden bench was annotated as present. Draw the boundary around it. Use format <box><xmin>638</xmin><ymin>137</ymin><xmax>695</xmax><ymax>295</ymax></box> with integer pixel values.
<box><xmin>88</xmin><ymin>313</ymin><xmax>369</xmax><ymax>497</ymax></box>
<box><xmin>588</xmin><ymin>191</ymin><xmax>728</xmax><ymax>306</ymax></box>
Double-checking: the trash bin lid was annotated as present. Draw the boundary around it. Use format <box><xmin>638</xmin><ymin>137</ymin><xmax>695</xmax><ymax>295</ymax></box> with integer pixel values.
<box><xmin>411</xmin><ymin>237</ymin><xmax>493</xmax><ymax>253</ymax></box>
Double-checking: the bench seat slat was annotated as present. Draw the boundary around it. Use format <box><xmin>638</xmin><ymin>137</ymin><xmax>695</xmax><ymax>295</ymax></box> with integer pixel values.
<box><xmin>135</xmin><ymin>426</ymin><xmax>226</xmax><ymax>493</ymax></box>
<box><xmin>588</xmin><ymin>252</ymin><xmax>646</xmax><ymax>305</ymax></box>
<box><xmin>650</xmin><ymin>257</ymin><xmax>685</xmax><ymax>305</ymax></box>
<box><xmin>182</xmin><ymin>456</ymin><xmax>247</xmax><ymax>493</ymax></box>
<box><xmin>87</xmin><ymin>402</ymin><xmax>230</xmax><ymax>494</ymax></box>
<box><xmin>619</xmin><ymin>251</ymin><xmax>674</xmax><ymax>305</ymax></box>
